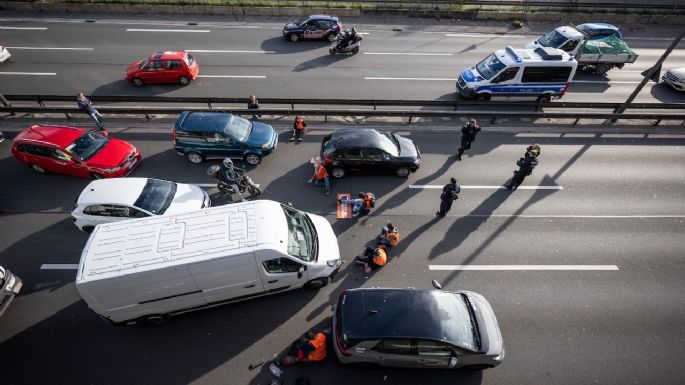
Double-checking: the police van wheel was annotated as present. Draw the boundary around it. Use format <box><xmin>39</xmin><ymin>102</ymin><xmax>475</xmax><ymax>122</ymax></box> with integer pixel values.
<box><xmin>536</xmin><ymin>94</ymin><xmax>552</xmax><ymax>103</ymax></box>
<box><xmin>141</xmin><ymin>314</ymin><xmax>170</xmax><ymax>326</ymax></box>
<box><xmin>331</xmin><ymin>167</ymin><xmax>345</xmax><ymax>178</ymax></box>
<box><xmin>395</xmin><ymin>167</ymin><xmax>410</xmax><ymax>178</ymax></box>
<box><xmin>289</xmin><ymin>34</ymin><xmax>300</xmax><ymax>42</ymax></box>
<box><xmin>476</xmin><ymin>93</ymin><xmax>491</xmax><ymax>101</ymax></box>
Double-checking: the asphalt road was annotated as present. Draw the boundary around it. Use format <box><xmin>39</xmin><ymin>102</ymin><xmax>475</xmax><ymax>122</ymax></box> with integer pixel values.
<box><xmin>1</xmin><ymin>121</ymin><xmax>684</xmax><ymax>385</ymax></box>
<box><xmin>1</xmin><ymin>15</ymin><xmax>684</xmax><ymax>103</ymax></box>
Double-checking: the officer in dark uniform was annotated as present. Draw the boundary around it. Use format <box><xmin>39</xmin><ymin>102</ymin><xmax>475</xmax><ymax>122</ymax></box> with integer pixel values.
<box><xmin>456</xmin><ymin>119</ymin><xmax>481</xmax><ymax>161</ymax></box>
<box><xmin>436</xmin><ymin>177</ymin><xmax>460</xmax><ymax>217</ymax></box>
<box><xmin>505</xmin><ymin>146</ymin><xmax>540</xmax><ymax>190</ymax></box>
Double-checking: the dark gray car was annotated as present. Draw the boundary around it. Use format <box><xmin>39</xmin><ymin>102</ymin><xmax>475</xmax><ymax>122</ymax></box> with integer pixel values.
<box><xmin>332</xmin><ymin>287</ymin><xmax>504</xmax><ymax>370</ymax></box>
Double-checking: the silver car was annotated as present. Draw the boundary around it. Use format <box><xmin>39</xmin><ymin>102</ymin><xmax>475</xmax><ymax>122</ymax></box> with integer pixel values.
<box><xmin>332</xmin><ymin>286</ymin><xmax>504</xmax><ymax>370</ymax></box>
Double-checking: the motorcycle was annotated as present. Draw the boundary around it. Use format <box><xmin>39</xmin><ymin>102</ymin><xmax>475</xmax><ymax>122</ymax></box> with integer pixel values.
<box><xmin>329</xmin><ymin>35</ymin><xmax>362</xmax><ymax>55</ymax></box>
<box><xmin>207</xmin><ymin>164</ymin><xmax>261</xmax><ymax>199</ymax></box>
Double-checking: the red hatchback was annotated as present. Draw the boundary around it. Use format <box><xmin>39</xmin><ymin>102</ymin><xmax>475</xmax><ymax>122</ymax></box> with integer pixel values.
<box><xmin>125</xmin><ymin>51</ymin><xmax>200</xmax><ymax>87</ymax></box>
<box><xmin>12</xmin><ymin>125</ymin><xmax>141</xmax><ymax>179</ymax></box>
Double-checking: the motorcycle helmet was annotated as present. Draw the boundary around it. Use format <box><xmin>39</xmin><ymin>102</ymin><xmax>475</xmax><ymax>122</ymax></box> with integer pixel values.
<box><xmin>223</xmin><ymin>158</ymin><xmax>233</xmax><ymax>167</ymax></box>
<box><xmin>207</xmin><ymin>165</ymin><xmax>220</xmax><ymax>178</ymax></box>
<box><xmin>351</xmin><ymin>27</ymin><xmax>357</xmax><ymax>35</ymax></box>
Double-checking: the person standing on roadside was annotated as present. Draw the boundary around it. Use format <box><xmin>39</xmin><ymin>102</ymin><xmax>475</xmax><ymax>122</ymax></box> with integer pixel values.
<box><xmin>76</xmin><ymin>92</ymin><xmax>105</xmax><ymax>130</ymax></box>
<box><xmin>456</xmin><ymin>118</ymin><xmax>481</xmax><ymax>161</ymax></box>
<box><xmin>290</xmin><ymin>116</ymin><xmax>307</xmax><ymax>142</ymax></box>
<box><xmin>436</xmin><ymin>177</ymin><xmax>460</xmax><ymax>217</ymax></box>
<box><xmin>247</xmin><ymin>94</ymin><xmax>261</xmax><ymax>120</ymax></box>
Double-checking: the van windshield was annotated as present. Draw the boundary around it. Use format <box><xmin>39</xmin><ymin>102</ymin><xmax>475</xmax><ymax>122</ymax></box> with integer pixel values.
<box><xmin>475</xmin><ymin>54</ymin><xmax>506</xmax><ymax>80</ymax></box>
<box><xmin>281</xmin><ymin>205</ymin><xmax>317</xmax><ymax>262</ymax></box>
<box><xmin>537</xmin><ymin>30</ymin><xmax>568</xmax><ymax>49</ymax></box>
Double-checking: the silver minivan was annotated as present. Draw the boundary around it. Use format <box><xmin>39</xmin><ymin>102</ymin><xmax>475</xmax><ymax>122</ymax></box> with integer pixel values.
<box><xmin>332</xmin><ymin>286</ymin><xmax>504</xmax><ymax>370</ymax></box>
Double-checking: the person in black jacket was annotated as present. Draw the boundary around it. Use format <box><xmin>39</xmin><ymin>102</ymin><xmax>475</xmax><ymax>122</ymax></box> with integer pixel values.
<box><xmin>456</xmin><ymin>119</ymin><xmax>481</xmax><ymax>160</ymax></box>
<box><xmin>505</xmin><ymin>146</ymin><xmax>539</xmax><ymax>190</ymax></box>
<box><xmin>247</xmin><ymin>95</ymin><xmax>260</xmax><ymax>119</ymax></box>
<box><xmin>436</xmin><ymin>177</ymin><xmax>460</xmax><ymax>217</ymax></box>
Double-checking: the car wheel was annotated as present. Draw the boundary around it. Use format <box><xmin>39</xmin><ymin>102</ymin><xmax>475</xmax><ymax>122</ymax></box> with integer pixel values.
<box><xmin>331</xmin><ymin>167</ymin><xmax>345</xmax><ymax>178</ymax></box>
<box><xmin>90</xmin><ymin>172</ymin><xmax>105</xmax><ymax>180</ymax></box>
<box><xmin>132</xmin><ymin>77</ymin><xmax>144</xmax><ymax>87</ymax></box>
<box><xmin>244</xmin><ymin>154</ymin><xmax>261</xmax><ymax>165</ymax></box>
<box><xmin>463</xmin><ymin>364</ymin><xmax>494</xmax><ymax>371</ymax></box>
<box><xmin>140</xmin><ymin>314</ymin><xmax>170</xmax><ymax>326</ymax></box>
<box><xmin>476</xmin><ymin>93</ymin><xmax>491</xmax><ymax>101</ymax></box>
<box><xmin>352</xmin><ymin>47</ymin><xmax>359</xmax><ymax>55</ymax></box>
<box><xmin>289</xmin><ymin>33</ymin><xmax>300</xmax><ymax>42</ymax></box>
<box><xmin>179</xmin><ymin>76</ymin><xmax>190</xmax><ymax>86</ymax></box>
<box><xmin>82</xmin><ymin>225</ymin><xmax>95</xmax><ymax>234</ymax></box>
<box><xmin>186</xmin><ymin>152</ymin><xmax>203</xmax><ymax>164</ymax></box>
<box><xmin>536</xmin><ymin>94</ymin><xmax>552</xmax><ymax>103</ymax></box>
<box><xmin>304</xmin><ymin>277</ymin><xmax>329</xmax><ymax>289</ymax></box>
<box><xmin>395</xmin><ymin>167</ymin><xmax>410</xmax><ymax>178</ymax></box>
<box><xmin>30</xmin><ymin>163</ymin><xmax>46</xmax><ymax>174</ymax></box>
<box><xmin>327</xmin><ymin>33</ymin><xmax>338</xmax><ymax>42</ymax></box>
<box><xmin>595</xmin><ymin>63</ymin><xmax>610</xmax><ymax>76</ymax></box>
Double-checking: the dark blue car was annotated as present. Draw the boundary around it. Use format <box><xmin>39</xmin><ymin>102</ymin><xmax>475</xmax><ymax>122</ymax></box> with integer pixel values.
<box><xmin>173</xmin><ymin>112</ymin><xmax>278</xmax><ymax>165</ymax></box>
<box><xmin>283</xmin><ymin>15</ymin><xmax>342</xmax><ymax>43</ymax></box>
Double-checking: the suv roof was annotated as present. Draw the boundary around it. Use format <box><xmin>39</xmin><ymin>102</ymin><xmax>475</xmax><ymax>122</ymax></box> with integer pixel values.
<box><xmin>340</xmin><ymin>288</ymin><xmax>475</xmax><ymax>348</ymax></box>
<box><xmin>176</xmin><ymin>111</ymin><xmax>231</xmax><ymax>133</ymax></box>
<box><xmin>15</xmin><ymin>125</ymin><xmax>84</xmax><ymax>149</ymax></box>
<box><xmin>326</xmin><ymin>128</ymin><xmax>390</xmax><ymax>150</ymax></box>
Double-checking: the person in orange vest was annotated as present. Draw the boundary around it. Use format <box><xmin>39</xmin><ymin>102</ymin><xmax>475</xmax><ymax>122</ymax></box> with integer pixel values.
<box><xmin>308</xmin><ymin>164</ymin><xmax>331</xmax><ymax>196</ymax></box>
<box><xmin>290</xmin><ymin>116</ymin><xmax>307</xmax><ymax>142</ymax></box>
<box><xmin>339</xmin><ymin>192</ymin><xmax>375</xmax><ymax>216</ymax></box>
<box><xmin>377</xmin><ymin>222</ymin><xmax>400</xmax><ymax>247</ymax></box>
<box><xmin>356</xmin><ymin>245</ymin><xmax>387</xmax><ymax>270</ymax></box>
<box><xmin>278</xmin><ymin>331</ymin><xmax>327</xmax><ymax>366</ymax></box>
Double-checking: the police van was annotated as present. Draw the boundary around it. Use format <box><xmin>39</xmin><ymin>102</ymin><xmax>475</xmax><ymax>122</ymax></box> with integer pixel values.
<box><xmin>456</xmin><ymin>46</ymin><xmax>578</xmax><ymax>102</ymax></box>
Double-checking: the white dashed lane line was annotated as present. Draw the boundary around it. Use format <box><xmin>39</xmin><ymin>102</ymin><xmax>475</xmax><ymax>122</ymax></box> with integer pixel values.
<box><xmin>186</xmin><ymin>49</ymin><xmax>275</xmax><ymax>54</ymax></box>
<box><xmin>365</xmin><ymin>77</ymin><xmax>458</xmax><ymax>81</ymax></box>
<box><xmin>364</xmin><ymin>52</ymin><xmax>453</xmax><ymax>56</ymax></box>
<box><xmin>197</xmin><ymin>75</ymin><xmax>266</xmax><ymax>78</ymax></box>
<box><xmin>0</xmin><ymin>26</ymin><xmax>47</xmax><ymax>30</ymax></box>
<box><xmin>429</xmin><ymin>265</ymin><xmax>620</xmax><ymax>271</ymax></box>
<box><xmin>7</xmin><ymin>46</ymin><xmax>93</xmax><ymax>50</ymax></box>
<box><xmin>41</xmin><ymin>264</ymin><xmax>79</xmax><ymax>270</ymax></box>
<box><xmin>409</xmin><ymin>185</ymin><xmax>563</xmax><ymax>190</ymax></box>
<box><xmin>126</xmin><ymin>28</ymin><xmax>210</xmax><ymax>33</ymax></box>
<box><xmin>0</xmin><ymin>72</ymin><xmax>56</xmax><ymax>75</ymax></box>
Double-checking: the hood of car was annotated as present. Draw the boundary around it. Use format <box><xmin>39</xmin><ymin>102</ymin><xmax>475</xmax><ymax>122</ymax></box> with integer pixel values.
<box><xmin>245</xmin><ymin>121</ymin><xmax>276</xmax><ymax>147</ymax></box>
<box><xmin>126</xmin><ymin>60</ymin><xmax>143</xmax><ymax>73</ymax></box>
<box><xmin>165</xmin><ymin>183</ymin><xmax>207</xmax><ymax>215</ymax></box>
<box><xmin>87</xmin><ymin>138</ymin><xmax>135</xmax><ymax>168</ymax></box>
<box><xmin>283</xmin><ymin>23</ymin><xmax>300</xmax><ymax>31</ymax></box>
<box><xmin>394</xmin><ymin>134</ymin><xmax>419</xmax><ymax>158</ymax></box>
<box><xmin>668</xmin><ymin>68</ymin><xmax>685</xmax><ymax>79</ymax></box>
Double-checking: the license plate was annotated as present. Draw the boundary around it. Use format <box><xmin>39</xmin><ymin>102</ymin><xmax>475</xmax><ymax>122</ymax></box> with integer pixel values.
<box><xmin>128</xmin><ymin>158</ymin><xmax>138</xmax><ymax>170</ymax></box>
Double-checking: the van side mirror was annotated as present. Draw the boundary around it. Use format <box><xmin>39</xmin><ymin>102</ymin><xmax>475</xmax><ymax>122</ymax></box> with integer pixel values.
<box><xmin>297</xmin><ymin>266</ymin><xmax>304</xmax><ymax>279</ymax></box>
<box><xmin>448</xmin><ymin>357</ymin><xmax>458</xmax><ymax>368</ymax></box>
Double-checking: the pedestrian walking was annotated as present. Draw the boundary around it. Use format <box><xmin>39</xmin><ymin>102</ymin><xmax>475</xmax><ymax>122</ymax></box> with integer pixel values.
<box><xmin>76</xmin><ymin>92</ymin><xmax>105</xmax><ymax>130</ymax></box>
<box><xmin>308</xmin><ymin>163</ymin><xmax>331</xmax><ymax>196</ymax></box>
<box><xmin>290</xmin><ymin>116</ymin><xmax>307</xmax><ymax>142</ymax></box>
<box><xmin>456</xmin><ymin>118</ymin><xmax>481</xmax><ymax>160</ymax></box>
<box><xmin>247</xmin><ymin>94</ymin><xmax>261</xmax><ymax>119</ymax></box>
<box><xmin>505</xmin><ymin>145</ymin><xmax>540</xmax><ymax>190</ymax></box>
<box><xmin>436</xmin><ymin>178</ymin><xmax>460</xmax><ymax>217</ymax></box>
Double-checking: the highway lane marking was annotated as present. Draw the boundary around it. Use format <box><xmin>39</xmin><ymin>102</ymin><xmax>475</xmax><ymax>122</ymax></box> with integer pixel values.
<box><xmin>429</xmin><ymin>265</ymin><xmax>619</xmax><ymax>271</ymax></box>
<box><xmin>364</xmin><ymin>52</ymin><xmax>453</xmax><ymax>56</ymax></box>
<box><xmin>365</xmin><ymin>77</ymin><xmax>458</xmax><ymax>81</ymax></box>
<box><xmin>126</xmin><ymin>28</ymin><xmax>210</xmax><ymax>33</ymax></box>
<box><xmin>0</xmin><ymin>72</ymin><xmax>56</xmax><ymax>75</ymax></box>
<box><xmin>409</xmin><ymin>185</ymin><xmax>563</xmax><ymax>190</ymax></box>
<box><xmin>197</xmin><ymin>75</ymin><xmax>266</xmax><ymax>78</ymax></box>
<box><xmin>445</xmin><ymin>33</ymin><xmax>526</xmax><ymax>38</ymax></box>
<box><xmin>572</xmin><ymin>80</ymin><xmax>642</xmax><ymax>84</ymax></box>
<box><xmin>186</xmin><ymin>49</ymin><xmax>275</xmax><ymax>54</ymax></box>
<box><xmin>41</xmin><ymin>264</ymin><xmax>79</xmax><ymax>270</ymax></box>
<box><xmin>0</xmin><ymin>26</ymin><xmax>47</xmax><ymax>30</ymax></box>
<box><xmin>7</xmin><ymin>46</ymin><xmax>94</xmax><ymax>50</ymax></box>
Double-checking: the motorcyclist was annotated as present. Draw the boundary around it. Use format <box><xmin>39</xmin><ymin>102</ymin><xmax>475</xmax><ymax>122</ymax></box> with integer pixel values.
<box><xmin>219</xmin><ymin>158</ymin><xmax>246</xmax><ymax>200</ymax></box>
<box><xmin>336</xmin><ymin>29</ymin><xmax>350</xmax><ymax>50</ymax></box>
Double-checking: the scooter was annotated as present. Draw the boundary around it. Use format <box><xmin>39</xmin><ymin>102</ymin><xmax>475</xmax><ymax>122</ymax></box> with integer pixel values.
<box><xmin>207</xmin><ymin>164</ymin><xmax>261</xmax><ymax>199</ymax></box>
<box><xmin>329</xmin><ymin>35</ymin><xmax>362</xmax><ymax>55</ymax></box>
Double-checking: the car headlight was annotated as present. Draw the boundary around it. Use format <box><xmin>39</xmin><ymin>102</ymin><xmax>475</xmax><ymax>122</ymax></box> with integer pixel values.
<box><xmin>261</xmin><ymin>143</ymin><xmax>271</xmax><ymax>149</ymax></box>
<box><xmin>103</xmin><ymin>166</ymin><xmax>122</xmax><ymax>173</ymax></box>
<box><xmin>327</xmin><ymin>259</ymin><xmax>340</xmax><ymax>268</ymax></box>
<box><xmin>466</xmin><ymin>84</ymin><xmax>475</xmax><ymax>90</ymax></box>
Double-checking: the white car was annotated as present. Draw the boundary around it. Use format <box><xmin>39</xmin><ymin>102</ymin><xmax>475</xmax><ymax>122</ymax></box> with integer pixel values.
<box><xmin>662</xmin><ymin>67</ymin><xmax>685</xmax><ymax>92</ymax></box>
<box><xmin>0</xmin><ymin>45</ymin><xmax>11</xmax><ymax>63</ymax></box>
<box><xmin>71</xmin><ymin>178</ymin><xmax>210</xmax><ymax>233</ymax></box>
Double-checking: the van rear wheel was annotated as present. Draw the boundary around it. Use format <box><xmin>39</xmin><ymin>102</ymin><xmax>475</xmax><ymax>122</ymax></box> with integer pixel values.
<box><xmin>476</xmin><ymin>93</ymin><xmax>491</xmax><ymax>101</ymax></box>
<box><xmin>140</xmin><ymin>314</ymin><xmax>170</xmax><ymax>326</ymax></box>
<box><xmin>536</xmin><ymin>94</ymin><xmax>552</xmax><ymax>103</ymax></box>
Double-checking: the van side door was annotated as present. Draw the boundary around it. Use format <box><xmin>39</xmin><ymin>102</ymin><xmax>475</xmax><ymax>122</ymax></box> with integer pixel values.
<box><xmin>188</xmin><ymin>253</ymin><xmax>265</xmax><ymax>304</ymax></box>
<box><xmin>259</xmin><ymin>256</ymin><xmax>307</xmax><ymax>293</ymax></box>
<box><xmin>488</xmin><ymin>67</ymin><xmax>520</xmax><ymax>96</ymax></box>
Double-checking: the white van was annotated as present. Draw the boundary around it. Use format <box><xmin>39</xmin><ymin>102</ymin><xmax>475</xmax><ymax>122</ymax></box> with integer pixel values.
<box><xmin>76</xmin><ymin>200</ymin><xmax>341</xmax><ymax>325</ymax></box>
<box><xmin>456</xmin><ymin>46</ymin><xmax>578</xmax><ymax>102</ymax></box>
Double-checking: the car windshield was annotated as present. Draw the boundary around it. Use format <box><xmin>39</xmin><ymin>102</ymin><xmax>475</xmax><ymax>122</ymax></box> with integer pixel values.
<box><xmin>138</xmin><ymin>59</ymin><xmax>149</xmax><ymax>70</ymax></box>
<box><xmin>378</xmin><ymin>131</ymin><xmax>400</xmax><ymax>156</ymax></box>
<box><xmin>431</xmin><ymin>292</ymin><xmax>479</xmax><ymax>351</ymax></box>
<box><xmin>133</xmin><ymin>179</ymin><xmax>178</xmax><ymax>215</ymax></box>
<box><xmin>537</xmin><ymin>30</ymin><xmax>568</xmax><ymax>49</ymax></box>
<box><xmin>475</xmin><ymin>54</ymin><xmax>506</xmax><ymax>80</ymax></box>
<box><xmin>65</xmin><ymin>132</ymin><xmax>110</xmax><ymax>161</ymax></box>
<box><xmin>295</xmin><ymin>17</ymin><xmax>307</xmax><ymax>26</ymax></box>
<box><xmin>281</xmin><ymin>204</ymin><xmax>317</xmax><ymax>262</ymax></box>
<box><xmin>225</xmin><ymin>115</ymin><xmax>252</xmax><ymax>142</ymax></box>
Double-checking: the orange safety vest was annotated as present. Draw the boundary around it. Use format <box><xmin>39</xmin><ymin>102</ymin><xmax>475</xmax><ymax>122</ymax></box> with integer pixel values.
<box><xmin>363</xmin><ymin>193</ymin><xmax>375</xmax><ymax>209</ymax></box>
<box><xmin>315</xmin><ymin>165</ymin><xmax>328</xmax><ymax>180</ymax></box>
<box><xmin>307</xmin><ymin>332</ymin><xmax>327</xmax><ymax>362</ymax></box>
<box><xmin>384</xmin><ymin>230</ymin><xmax>400</xmax><ymax>246</ymax></box>
<box><xmin>372</xmin><ymin>248</ymin><xmax>387</xmax><ymax>266</ymax></box>
<box><xmin>295</xmin><ymin>119</ymin><xmax>305</xmax><ymax>130</ymax></box>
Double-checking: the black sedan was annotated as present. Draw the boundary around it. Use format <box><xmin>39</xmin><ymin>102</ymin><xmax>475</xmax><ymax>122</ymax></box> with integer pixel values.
<box><xmin>320</xmin><ymin>128</ymin><xmax>421</xmax><ymax>178</ymax></box>
<box><xmin>282</xmin><ymin>15</ymin><xmax>342</xmax><ymax>43</ymax></box>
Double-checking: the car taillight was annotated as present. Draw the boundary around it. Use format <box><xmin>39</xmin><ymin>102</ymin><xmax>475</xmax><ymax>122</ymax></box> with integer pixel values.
<box><xmin>172</xmin><ymin>129</ymin><xmax>176</xmax><ymax>141</ymax></box>
<box><xmin>323</xmin><ymin>156</ymin><xmax>333</xmax><ymax>164</ymax></box>
<box><xmin>335</xmin><ymin>327</ymin><xmax>352</xmax><ymax>356</ymax></box>
<box><xmin>562</xmin><ymin>82</ymin><xmax>570</xmax><ymax>95</ymax></box>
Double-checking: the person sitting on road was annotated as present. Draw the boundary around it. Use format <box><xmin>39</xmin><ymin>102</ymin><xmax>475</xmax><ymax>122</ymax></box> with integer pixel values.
<box><xmin>356</xmin><ymin>245</ymin><xmax>387</xmax><ymax>270</ymax></box>
<box><xmin>277</xmin><ymin>331</ymin><xmax>327</xmax><ymax>366</ymax></box>
<box><xmin>339</xmin><ymin>192</ymin><xmax>375</xmax><ymax>216</ymax></box>
<box><xmin>377</xmin><ymin>222</ymin><xmax>400</xmax><ymax>247</ymax></box>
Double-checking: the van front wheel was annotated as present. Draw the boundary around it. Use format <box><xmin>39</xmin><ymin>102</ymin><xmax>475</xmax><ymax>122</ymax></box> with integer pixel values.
<box><xmin>476</xmin><ymin>93</ymin><xmax>491</xmax><ymax>101</ymax></box>
<box><xmin>305</xmin><ymin>277</ymin><xmax>329</xmax><ymax>289</ymax></box>
<box><xmin>140</xmin><ymin>314</ymin><xmax>170</xmax><ymax>326</ymax></box>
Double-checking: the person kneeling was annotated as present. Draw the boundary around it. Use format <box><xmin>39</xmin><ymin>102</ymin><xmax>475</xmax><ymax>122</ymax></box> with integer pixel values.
<box><xmin>278</xmin><ymin>331</ymin><xmax>327</xmax><ymax>366</ymax></box>
<box><xmin>356</xmin><ymin>246</ymin><xmax>387</xmax><ymax>270</ymax></box>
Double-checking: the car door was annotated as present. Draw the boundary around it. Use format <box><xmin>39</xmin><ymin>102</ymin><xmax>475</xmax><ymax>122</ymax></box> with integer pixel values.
<box><xmin>415</xmin><ymin>340</ymin><xmax>454</xmax><ymax>368</ymax></box>
<box><xmin>140</xmin><ymin>59</ymin><xmax>164</xmax><ymax>83</ymax></box>
<box><xmin>361</xmin><ymin>147</ymin><xmax>389</xmax><ymax>174</ymax></box>
<box><xmin>188</xmin><ymin>253</ymin><xmax>265</xmax><ymax>304</ymax></box>
<box><xmin>49</xmin><ymin>148</ymin><xmax>86</xmax><ymax>177</ymax></box>
<box><xmin>303</xmin><ymin>21</ymin><xmax>324</xmax><ymax>39</ymax></box>
<box><xmin>26</xmin><ymin>145</ymin><xmax>68</xmax><ymax>175</ymax></box>
<box><xmin>343</xmin><ymin>148</ymin><xmax>364</xmax><ymax>173</ymax></box>
<box><xmin>81</xmin><ymin>204</ymin><xmax>130</xmax><ymax>227</ymax></box>
<box><xmin>369</xmin><ymin>339</ymin><xmax>421</xmax><ymax>368</ymax></box>
<box><xmin>259</xmin><ymin>256</ymin><xmax>307</xmax><ymax>293</ymax></box>
<box><xmin>207</xmin><ymin>132</ymin><xmax>243</xmax><ymax>159</ymax></box>
<box><xmin>165</xmin><ymin>59</ymin><xmax>182</xmax><ymax>83</ymax></box>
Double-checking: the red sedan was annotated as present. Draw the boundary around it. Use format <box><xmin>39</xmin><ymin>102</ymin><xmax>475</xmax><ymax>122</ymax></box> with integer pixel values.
<box><xmin>11</xmin><ymin>125</ymin><xmax>141</xmax><ymax>179</ymax></box>
<box><xmin>125</xmin><ymin>51</ymin><xmax>199</xmax><ymax>87</ymax></box>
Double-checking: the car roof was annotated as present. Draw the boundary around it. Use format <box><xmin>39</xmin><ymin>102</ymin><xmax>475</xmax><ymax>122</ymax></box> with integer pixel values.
<box><xmin>328</xmin><ymin>128</ymin><xmax>388</xmax><ymax>149</ymax></box>
<box><xmin>149</xmin><ymin>51</ymin><xmax>187</xmax><ymax>60</ymax></box>
<box><xmin>340</xmin><ymin>288</ymin><xmax>472</xmax><ymax>346</ymax></box>
<box><xmin>15</xmin><ymin>125</ymin><xmax>85</xmax><ymax>149</ymax></box>
<box><xmin>76</xmin><ymin>178</ymin><xmax>157</xmax><ymax>206</ymax></box>
<box><xmin>177</xmin><ymin>111</ymin><xmax>232</xmax><ymax>133</ymax></box>
<box><xmin>308</xmin><ymin>14</ymin><xmax>339</xmax><ymax>21</ymax></box>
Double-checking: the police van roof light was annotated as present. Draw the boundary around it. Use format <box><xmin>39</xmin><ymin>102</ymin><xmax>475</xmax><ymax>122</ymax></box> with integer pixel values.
<box><xmin>505</xmin><ymin>46</ymin><xmax>523</xmax><ymax>63</ymax></box>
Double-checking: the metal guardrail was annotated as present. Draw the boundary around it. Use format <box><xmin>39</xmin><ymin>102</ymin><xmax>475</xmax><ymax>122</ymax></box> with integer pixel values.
<box><xmin>317</xmin><ymin>0</ymin><xmax>685</xmax><ymax>11</ymax></box>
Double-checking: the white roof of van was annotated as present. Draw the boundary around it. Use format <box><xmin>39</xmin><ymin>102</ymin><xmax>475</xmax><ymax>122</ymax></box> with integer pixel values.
<box><xmin>77</xmin><ymin>200</ymin><xmax>286</xmax><ymax>283</ymax></box>
<box><xmin>496</xmin><ymin>46</ymin><xmax>573</xmax><ymax>66</ymax></box>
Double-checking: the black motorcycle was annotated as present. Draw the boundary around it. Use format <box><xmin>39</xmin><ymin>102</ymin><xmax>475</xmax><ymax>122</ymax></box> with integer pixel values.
<box><xmin>207</xmin><ymin>164</ymin><xmax>261</xmax><ymax>199</ymax></box>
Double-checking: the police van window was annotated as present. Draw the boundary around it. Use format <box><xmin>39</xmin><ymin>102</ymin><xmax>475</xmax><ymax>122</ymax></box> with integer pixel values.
<box><xmin>560</xmin><ymin>40</ymin><xmax>579</xmax><ymax>52</ymax></box>
<box><xmin>521</xmin><ymin>67</ymin><xmax>572</xmax><ymax>83</ymax></box>
<box><xmin>492</xmin><ymin>67</ymin><xmax>519</xmax><ymax>83</ymax></box>
<box><xmin>475</xmin><ymin>54</ymin><xmax>507</xmax><ymax>80</ymax></box>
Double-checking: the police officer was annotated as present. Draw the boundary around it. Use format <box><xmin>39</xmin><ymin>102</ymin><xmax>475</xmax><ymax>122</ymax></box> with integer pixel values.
<box><xmin>456</xmin><ymin>118</ymin><xmax>481</xmax><ymax>161</ymax></box>
<box><xmin>505</xmin><ymin>145</ymin><xmax>540</xmax><ymax>190</ymax></box>
<box><xmin>436</xmin><ymin>178</ymin><xmax>460</xmax><ymax>217</ymax></box>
